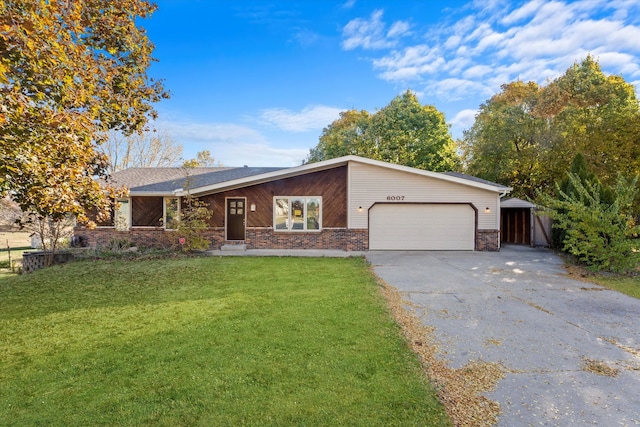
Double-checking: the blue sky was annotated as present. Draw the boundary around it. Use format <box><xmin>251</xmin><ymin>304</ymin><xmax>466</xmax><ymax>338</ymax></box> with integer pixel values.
<box><xmin>143</xmin><ymin>0</ymin><xmax>640</xmax><ymax>167</ymax></box>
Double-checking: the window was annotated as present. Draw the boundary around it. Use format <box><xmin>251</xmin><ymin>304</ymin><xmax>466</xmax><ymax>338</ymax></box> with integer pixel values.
<box><xmin>115</xmin><ymin>199</ymin><xmax>130</xmax><ymax>230</ymax></box>
<box><xmin>274</xmin><ymin>197</ymin><xmax>321</xmax><ymax>231</ymax></box>
<box><xmin>164</xmin><ymin>197</ymin><xmax>180</xmax><ymax>229</ymax></box>
<box><xmin>275</xmin><ymin>198</ymin><xmax>289</xmax><ymax>230</ymax></box>
<box><xmin>306</xmin><ymin>198</ymin><xmax>321</xmax><ymax>230</ymax></box>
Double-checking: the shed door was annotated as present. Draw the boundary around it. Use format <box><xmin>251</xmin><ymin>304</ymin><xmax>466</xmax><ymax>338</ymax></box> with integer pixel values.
<box><xmin>369</xmin><ymin>204</ymin><xmax>475</xmax><ymax>250</ymax></box>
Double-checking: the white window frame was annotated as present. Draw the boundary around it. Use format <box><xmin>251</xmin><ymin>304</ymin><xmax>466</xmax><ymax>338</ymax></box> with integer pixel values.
<box><xmin>115</xmin><ymin>198</ymin><xmax>131</xmax><ymax>231</ymax></box>
<box><xmin>164</xmin><ymin>197</ymin><xmax>180</xmax><ymax>230</ymax></box>
<box><xmin>273</xmin><ymin>196</ymin><xmax>322</xmax><ymax>232</ymax></box>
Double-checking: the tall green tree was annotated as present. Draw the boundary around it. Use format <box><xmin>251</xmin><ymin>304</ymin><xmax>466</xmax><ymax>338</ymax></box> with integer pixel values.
<box><xmin>461</xmin><ymin>80</ymin><xmax>548</xmax><ymax>197</ymax></box>
<box><xmin>306</xmin><ymin>91</ymin><xmax>460</xmax><ymax>171</ymax></box>
<box><xmin>0</xmin><ymin>0</ymin><xmax>168</xmax><ymax>226</ymax></box>
<box><xmin>538</xmin><ymin>56</ymin><xmax>640</xmax><ymax>186</ymax></box>
<box><xmin>461</xmin><ymin>56</ymin><xmax>640</xmax><ymax>201</ymax></box>
<box><xmin>306</xmin><ymin>109</ymin><xmax>370</xmax><ymax>163</ymax></box>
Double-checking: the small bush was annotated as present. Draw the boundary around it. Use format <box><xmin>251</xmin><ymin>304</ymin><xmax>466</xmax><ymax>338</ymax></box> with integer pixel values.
<box><xmin>169</xmin><ymin>197</ymin><xmax>212</xmax><ymax>252</ymax></box>
<box><xmin>106</xmin><ymin>237</ymin><xmax>134</xmax><ymax>251</ymax></box>
<box><xmin>538</xmin><ymin>173</ymin><xmax>639</xmax><ymax>273</ymax></box>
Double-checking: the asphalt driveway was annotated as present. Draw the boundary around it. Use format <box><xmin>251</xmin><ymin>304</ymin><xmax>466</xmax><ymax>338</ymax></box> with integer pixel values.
<box><xmin>366</xmin><ymin>245</ymin><xmax>640</xmax><ymax>426</ymax></box>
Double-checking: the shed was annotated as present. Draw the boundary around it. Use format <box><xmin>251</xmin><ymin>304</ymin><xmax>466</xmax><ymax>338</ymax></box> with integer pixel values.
<box><xmin>500</xmin><ymin>198</ymin><xmax>551</xmax><ymax>247</ymax></box>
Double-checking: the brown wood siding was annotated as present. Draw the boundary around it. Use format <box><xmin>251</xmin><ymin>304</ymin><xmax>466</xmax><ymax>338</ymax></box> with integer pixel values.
<box><xmin>199</xmin><ymin>166</ymin><xmax>347</xmax><ymax>228</ymax></box>
<box><xmin>132</xmin><ymin>196</ymin><xmax>163</xmax><ymax>227</ymax></box>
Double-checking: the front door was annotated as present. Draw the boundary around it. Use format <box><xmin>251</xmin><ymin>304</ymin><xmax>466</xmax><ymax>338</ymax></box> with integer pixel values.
<box><xmin>226</xmin><ymin>198</ymin><xmax>246</xmax><ymax>240</ymax></box>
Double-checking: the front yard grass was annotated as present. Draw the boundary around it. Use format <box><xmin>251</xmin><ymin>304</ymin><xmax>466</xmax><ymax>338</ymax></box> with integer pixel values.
<box><xmin>589</xmin><ymin>275</ymin><xmax>640</xmax><ymax>299</ymax></box>
<box><xmin>0</xmin><ymin>256</ymin><xmax>450</xmax><ymax>426</ymax></box>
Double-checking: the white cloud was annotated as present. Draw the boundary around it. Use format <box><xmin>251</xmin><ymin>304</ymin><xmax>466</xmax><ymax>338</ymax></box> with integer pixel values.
<box><xmin>596</xmin><ymin>21</ymin><xmax>640</xmax><ymax>50</ymax></box>
<box><xmin>501</xmin><ymin>0</ymin><xmax>545</xmax><ymax>25</ymax></box>
<box><xmin>425</xmin><ymin>78</ymin><xmax>492</xmax><ymax>101</ymax></box>
<box><xmin>607</xmin><ymin>0</ymin><xmax>640</xmax><ymax>21</ymax></box>
<box><xmin>158</xmin><ymin>120</ymin><xmax>267</xmax><ymax>145</ymax></box>
<box><xmin>450</xmin><ymin>109</ymin><xmax>478</xmax><ymax>129</ymax></box>
<box><xmin>341</xmin><ymin>9</ymin><xmax>410</xmax><ymax>50</ymax></box>
<box><xmin>462</xmin><ymin>65</ymin><xmax>493</xmax><ymax>79</ymax></box>
<box><xmin>154</xmin><ymin>119</ymin><xmax>311</xmax><ymax>167</ymax></box>
<box><xmin>259</xmin><ymin>105</ymin><xmax>344</xmax><ymax>132</ymax></box>
<box><xmin>465</xmin><ymin>22</ymin><xmax>495</xmax><ymax>44</ymax></box>
<box><xmin>444</xmin><ymin>34</ymin><xmax>462</xmax><ymax>50</ymax></box>
<box><xmin>470</xmin><ymin>0</ymin><xmax>508</xmax><ymax>16</ymax></box>
<box><xmin>450</xmin><ymin>15</ymin><xmax>478</xmax><ymax>36</ymax></box>
<box><xmin>471</xmin><ymin>30</ymin><xmax>505</xmax><ymax>55</ymax></box>
<box><xmin>373</xmin><ymin>45</ymin><xmax>446</xmax><ymax>81</ymax></box>
<box><xmin>387</xmin><ymin>20</ymin><xmax>411</xmax><ymax>38</ymax></box>
<box><xmin>215</xmin><ymin>142</ymin><xmax>309</xmax><ymax>167</ymax></box>
<box><xmin>596</xmin><ymin>51</ymin><xmax>640</xmax><ymax>76</ymax></box>
<box><xmin>374</xmin><ymin>45</ymin><xmax>438</xmax><ymax>69</ymax></box>
<box><xmin>342</xmin><ymin>0</ymin><xmax>356</xmax><ymax>9</ymax></box>
<box><xmin>445</xmin><ymin>56</ymin><xmax>473</xmax><ymax>77</ymax></box>
<box><xmin>347</xmin><ymin>0</ymin><xmax>640</xmax><ymax>107</ymax></box>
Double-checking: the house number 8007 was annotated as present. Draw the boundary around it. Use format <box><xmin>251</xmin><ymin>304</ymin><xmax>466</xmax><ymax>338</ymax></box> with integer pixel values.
<box><xmin>386</xmin><ymin>196</ymin><xmax>405</xmax><ymax>201</ymax></box>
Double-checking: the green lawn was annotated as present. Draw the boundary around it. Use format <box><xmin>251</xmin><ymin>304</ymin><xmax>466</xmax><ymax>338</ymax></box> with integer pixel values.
<box><xmin>0</xmin><ymin>247</ymin><xmax>30</xmax><ymax>272</ymax></box>
<box><xmin>590</xmin><ymin>274</ymin><xmax>640</xmax><ymax>299</ymax></box>
<box><xmin>0</xmin><ymin>256</ymin><xmax>449</xmax><ymax>426</ymax></box>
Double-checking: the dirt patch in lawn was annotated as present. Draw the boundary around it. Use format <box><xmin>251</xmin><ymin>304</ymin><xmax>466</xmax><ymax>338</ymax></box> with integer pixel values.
<box><xmin>379</xmin><ymin>281</ymin><xmax>505</xmax><ymax>427</ymax></box>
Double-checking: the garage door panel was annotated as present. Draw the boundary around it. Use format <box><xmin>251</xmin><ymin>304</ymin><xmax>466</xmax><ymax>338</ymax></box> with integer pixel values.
<box><xmin>369</xmin><ymin>204</ymin><xmax>475</xmax><ymax>250</ymax></box>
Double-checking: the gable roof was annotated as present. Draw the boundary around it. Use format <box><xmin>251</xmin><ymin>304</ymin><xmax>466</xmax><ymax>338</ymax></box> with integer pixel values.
<box><xmin>183</xmin><ymin>156</ymin><xmax>511</xmax><ymax>196</ymax></box>
<box><xmin>113</xmin><ymin>156</ymin><xmax>512</xmax><ymax>197</ymax></box>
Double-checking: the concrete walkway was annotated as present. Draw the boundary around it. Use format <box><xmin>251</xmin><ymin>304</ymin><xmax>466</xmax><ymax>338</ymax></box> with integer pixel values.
<box><xmin>366</xmin><ymin>246</ymin><xmax>640</xmax><ymax>427</ymax></box>
<box><xmin>206</xmin><ymin>248</ymin><xmax>366</xmax><ymax>257</ymax></box>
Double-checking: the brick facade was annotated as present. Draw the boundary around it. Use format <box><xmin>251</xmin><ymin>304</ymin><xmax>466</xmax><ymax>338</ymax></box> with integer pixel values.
<box><xmin>476</xmin><ymin>229</ymin><xmax>500</xmax><ymax>251</ymax></box>
<box><xmin>76</xmin><ymin>227</ymin><xmax>176</xmax><ymax>249</ymax></box>
<box><xmin>246</xmin><ymin>228</ymin><xmax>368</xmax><ymax>251</ymax></box>
<box><xmin>75</xmin><ymin>226</ymin><xmax>369</xmax><ymax>252</ymax></box>
<box><xmin>76</xmin><ymin>226</ymin><xmax>499</xmax><ymax>252</ymax></box>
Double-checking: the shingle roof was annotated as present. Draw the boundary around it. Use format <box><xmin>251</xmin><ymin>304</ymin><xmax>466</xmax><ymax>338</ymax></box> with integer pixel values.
<box><xmin>442</xmin><ymin>172</ymin><xmax>511</xmax><ymax>190</ymax></box>
<box><xmin>108</xmin><ymin>157</ymin><xmax>510</xmax><ymax>196</ymax></box>
<box><xmin>109</xmin><ymin>167</ymin><xmax>227</xmax><ymax>189</ymax></box>
<box><xmin>110</xmin><ymin>167</ymin><xmax>285</xmax><ymax>193</ymax></box>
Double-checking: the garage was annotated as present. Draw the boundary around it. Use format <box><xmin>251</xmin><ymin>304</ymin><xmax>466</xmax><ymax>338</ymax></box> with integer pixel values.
<box><xmin>369</xmin><ymin>203</ymin><xmax>476</xmax><ymax>250</ymax></box>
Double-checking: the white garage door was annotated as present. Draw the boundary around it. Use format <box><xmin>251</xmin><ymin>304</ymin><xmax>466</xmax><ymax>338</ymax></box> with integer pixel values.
<box><xmin>369</xmin><ymin>204</ymin><xmax>475</xmax><ymax>250</ymax></box>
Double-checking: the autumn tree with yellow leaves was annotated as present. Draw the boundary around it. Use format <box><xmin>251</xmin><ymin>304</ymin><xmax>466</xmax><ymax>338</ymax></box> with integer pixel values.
<box><xmin>0</xmin><ymin>0</ymin><xmax>168</xmax><ymax>237</ymax></box>
<box><xmin>460</xmin><ymin>56</ymin><xmax>640</xmax><ymax>202</ymax></box>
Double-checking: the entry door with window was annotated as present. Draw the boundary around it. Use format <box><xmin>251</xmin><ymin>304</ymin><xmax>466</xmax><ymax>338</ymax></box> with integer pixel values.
<box><xmin>226</xmin><ymin>198</ymin><xmax>246</xmax><ymax>240</ymax></box>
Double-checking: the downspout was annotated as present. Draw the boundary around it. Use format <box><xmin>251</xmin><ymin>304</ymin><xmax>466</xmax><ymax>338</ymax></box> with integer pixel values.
<box><xmin>497</xmin><ymin>189</ymin><xmax>511</xmax><ymax>249</ymax></box>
